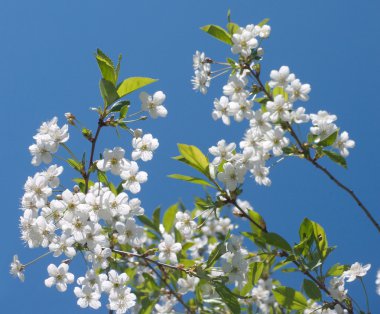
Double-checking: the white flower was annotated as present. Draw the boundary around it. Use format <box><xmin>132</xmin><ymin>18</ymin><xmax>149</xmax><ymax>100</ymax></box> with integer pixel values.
<box><xmin>48</xmin><ymin>234</ymin><xmax>76</xmax><ymax>258</ymax></box>
<box><xmin>192</xmin><ymin>70</ymin><xmax>210</xmax><ymax>94</ymax></box>
<box><xmin>208</xmin><ymin>140</ymin><xmax>236</xmax><ymax>166</ymax></box>
<box><xmin>212</xmin><ymin>96</ymin><xmax>232</xmax><ymax>125</ymax></box>
<box><xmin>114</xmin><ymin>218</ymin><xmax>146</xmax><ymax>247</ymax></box>
<box><xmin>74</xmin><ymin>285</ymin><xmax>101</xmax><ymax>309</ymax></box>
<box><xmin>328</xmin><ymin>276</ymin><xmax>347</xmax><ymax>301</ymax></box>
<box><xmin>251</xmin><ymin>165</ymin><xmax>271</xmax><ymax>186</ymax></box>
<box><xmin>140</xmin><ymin>91</ymin><xmax>168</xmax><ymax>119</ymax></box>
<box><xmin>24</xmin><ymin>174</ymin><xmax>52</xmax><ymax>208</ymax></box>
<box><xmin>158</xmin><ymin>234</ymin><xmax>182</xmax><ymax>264</ymax></box>
<box><xmin>286</xmin><ymin>79</ymin><xmax>311</xmax><ymax>102</ymax></box>
<box><xmin>108</xmin><ymin>287</ymin><xmax>136</xmax><ymax>313</ymax></box>
<box><xmin>120</xmin><ymin>161</ymin><xmax>148</xmax><ymax>194</ymax></box>
<box><xmin>262</xmin><ymin>126</ymin><xmax>289</xmax><ymax>156</ymax></box>
<box><xmin>178</xmin><ymin>275</ymin><xmax>200</xmax><ymax>294</ymax></box>
<box><xmin>269</xmin><ymin>66</ymin><xmax>296</xmax><ymax>88</ymax></box>
<box><xmin>175</xmin><ymin>211</ymin><xmax>197</xmax><ymax>238</ymax></box>
<box><xmin>101</xmin><ymin>190</ymin><xmax>130</xmax><ymax>219</ymax></box>
<box><xmin>258</xmin><ymin>25</ymin><xmax>271</xmax><ymax>38</ymax></box>
<box><xmin>291</xmin><ymin>107</ymin><xmax>310</xmax><ymax>124</ymax></box>
<box><xmin>333</xmin><ymin>131</ymin><xmax>355</xmax><ymax>157</ymax></box>
<box><xmin>86</xmin><ymin>244</ymin><xmax>112</xmax><ymax>269</ymax></box>
<box><xmin>102</xmin><ymin>270</ymin><xmax>129</xmax><ymax>294</ymax></box>
<box><xmin>223</xmin><ymin>74</ymin><xmax>249</xmax><ymax>101</ymax></box>
<box><xmin>229</xmin><ymin>98</ymin><xmax>254</xmax><ymax>122</ymax></box>
<box><xmin>193</xmin><ymin>50</ymin><xmax>210</xmax><ymax>71</ymax></box>
<box><xmin>217</xmin><ymin>162</ymin><xmax>246</xmax><ymax>191</ymax></box>
<box><xmin>342</xmin><ymin>262</ymin><xmax>371</xmax><ymax>282</ymax></box>
<box><xmin>42</xmin><ymin>164</ymin><xmax>63</xmax><ymax>188</ymax></box>
<box><xmin>376</xmin><ymin>269</ymin><xmax>380</xmax><ymax>296</ymax></box>
<box><xmin>131</xmin><ymin>134</ymin><xmax>159</xmax><ymax>162</ymax></box>
<box><xmin>97</xmin><ymin>147</ymin><xmax>129</xmax><ymax>176</ymax></box>
<box><xmin>10</xmin><ymin>255</ymin><xmax>25</xmax><ymax>282</ymax></box>
<box><xmin>231</xmin><ymin>25</ymin><xmax>258</xmax><ymax>57</ymax></box>
<box><xmin>29</xmin><ymin>138</ymin><xmax>57</xmax><ymax>166</ymax></box>
<box><xmin>44</xmin><ymin>263</ymin><xmax>74</xmax><ymax>292</ymax></box>
<box><xmin>266</xmin><ymin>95</ymin><xmax>292</xmax><ymax>122</ymax></box>
<box><xmin>155</xmin><ymin>296</ymin><xmax>177</xmax><ymax>314</ymax></box>
<box><xmin>249</xmin><ymin>110</ymin><xmax>272</xmax><ymax>135</ymax></box>
<box><xmin>310</xmin><ymin>111</ymin><xmax>338</xmax><ymax>143</ymax></box>
<box><xmin>232</xmin><ymin>199</ymin><xmax>252</xmax><ymax>216</ymax></box>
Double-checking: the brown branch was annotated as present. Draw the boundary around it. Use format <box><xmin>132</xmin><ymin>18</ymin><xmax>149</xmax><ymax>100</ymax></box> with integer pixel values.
<box><xmin>84</xmin><ymin>118</ymin><xmax>104</xmax><ymax>193</ymax></box>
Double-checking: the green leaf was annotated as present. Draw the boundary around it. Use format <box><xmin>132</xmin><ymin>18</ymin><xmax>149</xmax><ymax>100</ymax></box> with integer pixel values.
<box><xmin>227</xmin><ymin>22</ymin><xmax>239</xmax><ymax>35</ymax></box>
<box><xmin>117</xmin><ymin>77</ymin><xmax>157</xmax><ymax>98</ymax></box>
<box><xmin>176</xmin><ymin>144</ymin><xmax>209</xmax><ymax>175</ymax></box>
<box><xmin>168</xmin><ymin>174</ymin><xmax>214</xmax><ymax>188</ymax></box>
<box><xmin>67</xmin><ymin>158</ymin><xmax>83</xmax><ymax>172</ymax></box>
<box><xmin>95</xmin><ymin>49</ymin><xmax>116</xmax><ymax>85</ymax></box>
<box><xmin>263</xmin><ymin>232</ymin><xmax>292</xmax><ymax>252</ymax></box>
<box><xmin>303</xmin><ymin>279</ymin><xmax>321</xmax><ymax>301</ymax></box>
<box><xmin>323</xmin><ymin>150</ymin><xmax>347</xmax><ymax>169</ymax></box>
<box><xmin>299</xmin><ymin>218</ymin><xmax>329</xmax><ymax>260</ymax></box>
<box><xmin>97</xmin><ymin>171</ymin><xmax>109</xmax><ymax>186</ymax></box>
<box><xmin>110</xmin><ymin>100</ymin><xmax>130</xmax><ymax>113</ymax></box>
<box><xmin>162</xmin><ymin>203</ymin><xmax>178</xmax><ymax>233</ymax></box>
<box><xmin>251</xmin><ymin>262</ymin><xmax>264</xmax><ymax>285</ymax></box>
<box><xmin>115</xmin><ymin>54</ymin><xmax>122</xmax><ymax>82</ymax></box>
<box><xmin>200</xmin><ymin>25</ymin><xmax>233</xmax><ymax>45</ymax></box>
<box><xmin>257</xmin><ymin>18</ymin><xmax>270</xmax><ymax>27</ymax></box>
<box><xmin>99</xmin><ymin>78</ymin><xmax>119</xmax><ymax>106</ymax></box>
<box><xmin>273</xmin><ymin>86</ymin><xmax>288</xmax><ymax>101</ymax></box>
<box><xmin>318</xmin><ymin>130</ymin><xmax>338</xmax><ymax>147</ymax></box>
<box><xmin>137</xmin><ymin>215</ymin><xmax>160</xmax><ymax>234</ymax></box>
<box><xmin>326</xmin><ymin>263</ymin><xmax>348</xmax><ymax>277</ymax></box>
<box><xmin>152</xmin><ymin>207</ymin><xmax>161</xmax><ymax>229</ymax></box>
<box><xmin>247</xmin><ymin>209</ymin><xmax>266</xmax><ymax>236</ymax></box>
<box><xmin>215</xmin><ymin>283</ymin><xmax>241</xmax><ymax>313</ymax></box>
<box><xmin>227</xmin><ymin>9</ymin><xmax>231</xmax><ymax>23</ymax></box>
<box><xmin>119</xmin><ymin>104</ymin><xmax>129</xmax><ymax>119</ymax></box>
<box><xmin>273</xmin><ymin>286</ymin><xmax>308</xmax><ymax>310</ymax></box>
<box><xmin>139</xmin><ymin>297</ymin><xmax>159</xmax><ymax>314</ymax></box>
<box><xmin>206</xmin><ymin>241</ymin><xmax>227</xmax><ymax>269</ymax></box>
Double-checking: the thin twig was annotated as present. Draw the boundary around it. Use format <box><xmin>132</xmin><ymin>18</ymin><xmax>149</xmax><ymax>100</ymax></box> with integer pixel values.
<box><xmin>84</xmin><ymin>118</ymin><xmax>104</xmax><ymax>193</ymax></box>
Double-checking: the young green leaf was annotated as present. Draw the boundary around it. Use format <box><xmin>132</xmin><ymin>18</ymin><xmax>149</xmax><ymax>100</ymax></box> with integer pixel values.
<box><xmin>95</xmin><ymin>49</ymin><xmax>116</xmax><ymax>85</ymax></box>
<box><xmin>303</xmin><ymin>279</ymin><xmax>321</xmax><ymax>301</ymax></box>
<box><xmin>67</xmin><ymin>158</ymin><xmax>83</xmax><ymax>172</ymax></box>
<box><xmin>177</xmin><ymin>144</ymin><xmax>209</xmax><ymax>175</ymax></box>
<box><xmin>99</xmin><ymin>78</ymin><xmax>119</xmax><ymax>106</ymax></box>
<box><xmin>257</xmin><ymin>18</ymin><xmax>270</xmax><ymax>27</ymax></box>
<box><xmin>273</xmin><ymin>286</ymin><xmax>308</xmax><ymax>310</ymax></box>
<box><xmin>323</xmin><ymin>150</ymin><xmax>347</xmax><ymax>169</ymax></box>
<box><xmin>326</xmin><ymin>263</ymin><xmax>349</xmax><ymax>277</ymax></box>
<box><xmin>262</xmin><ymin>232</ymin><xmax>292</xmax><ymax>252</ymax></box>
<box><xmin>152</xmin><ymin>207</ymin><xmax>161</xmax><ymax>229</ymax></box>
<box><xmin>318</xmin><ymin>130</ymin><xmax>339</xmax><ymax>147</ymax></box>
<box><xmin>168</xmin><ymin>174</ymin><xmax>214</xmax><ymax>188</ymax></box>
<box><xmin>117</xmin><ymin>77</ymin><xmax>158</xmax><ymax>98</ymax></box>
<box><xmin>162</xmin><ymin>203</ymin><xmax>178</xmax><ymax>233</ymax></box>
<box><xmin>200</xmin><ymin>25</ymin><xmax>233</xmax><ymax>45</ymax></box>
<box><xmin>214</xmin><ymin>283</ymin><xmax>241</xmax><ymax>314</ymax></box>
<box><xmin>227</xmin><ymin>22</ymin><xmax>239</xmax><ymax>35</ymax></box>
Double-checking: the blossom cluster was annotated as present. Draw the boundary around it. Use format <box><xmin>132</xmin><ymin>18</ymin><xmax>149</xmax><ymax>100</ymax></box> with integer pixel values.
<box><xmin>192</xmin><ymin>22</ymin><xmax>355</xmax><ymax>190</ymax></box>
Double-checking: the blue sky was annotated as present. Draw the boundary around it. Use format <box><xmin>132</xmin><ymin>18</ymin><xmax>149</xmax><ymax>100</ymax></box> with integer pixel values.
<box><xmin>1</xmin><ymin>0</ymin><xmax>379</xmax><ymax>312</ymax></box>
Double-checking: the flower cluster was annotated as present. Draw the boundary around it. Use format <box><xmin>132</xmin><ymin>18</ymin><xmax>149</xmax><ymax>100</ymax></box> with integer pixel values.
<box><xmin>193</xmin><ymin>22</ymin><xmax>355</xmax><ymax>190</ymax></box>
<box><xmin>29</xmin><ymin>117</ymin><xmax>69</xmax><ymax>166</ymax></box>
